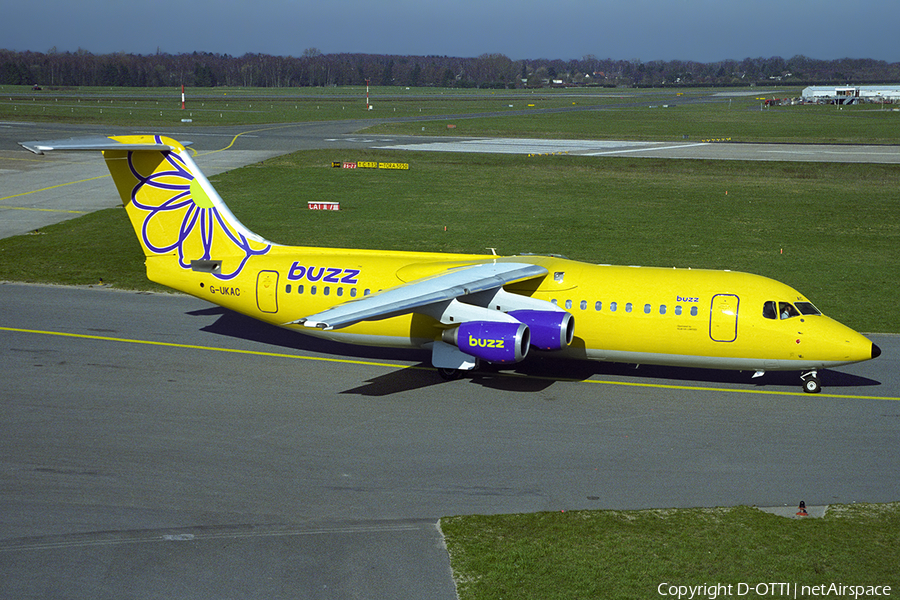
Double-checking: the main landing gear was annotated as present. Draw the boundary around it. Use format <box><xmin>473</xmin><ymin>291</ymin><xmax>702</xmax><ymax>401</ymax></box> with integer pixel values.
<box><xmin>437</xmin><ymin>367</ymin><xmax>463</xmax><ymax>380</ymax></box>
<box><xmin>800</xmin><ymin>370</ymin><xmax>821</xmax><ymax>394</ymax></box>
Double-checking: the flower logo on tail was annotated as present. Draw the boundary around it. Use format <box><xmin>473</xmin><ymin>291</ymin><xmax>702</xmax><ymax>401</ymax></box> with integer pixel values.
<box><xmin>127</xmin><ymin>141</ymin><xmax>270</xmax><ymax>280</ymax></box>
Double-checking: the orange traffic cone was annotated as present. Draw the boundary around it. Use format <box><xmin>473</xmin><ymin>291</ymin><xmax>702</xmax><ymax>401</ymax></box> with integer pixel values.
<box><xmin>796</xmin><ymin>501</ymin><xmax>808</xmax><ymax>516</ymax></box>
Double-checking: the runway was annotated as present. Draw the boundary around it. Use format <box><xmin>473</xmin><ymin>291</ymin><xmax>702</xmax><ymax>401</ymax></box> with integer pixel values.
<box><xmin>373</xmin><ymin>137</ymin><xmax>900</xmax><ymax>162</ymax></box>
<box><xmin>2</xmin><ymin>120</ymin><xmax>899</xmax><ymax>598</ymax></box>
<box><xmin>2</xmin><ymin>283</ymin><xmax>898</xmax><ymax>598</ymax></box>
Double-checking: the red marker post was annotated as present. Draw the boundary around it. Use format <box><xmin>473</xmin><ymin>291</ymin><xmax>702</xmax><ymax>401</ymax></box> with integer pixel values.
<box><xmin>181</xmin><ymin>85</ymin><xmax>185</xmax><ymax>110</ymax></box>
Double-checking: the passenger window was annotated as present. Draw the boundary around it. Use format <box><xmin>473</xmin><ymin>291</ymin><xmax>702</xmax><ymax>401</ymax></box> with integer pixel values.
<box><xmin>644</xmin><ymin>304</ymin><xmax>651</xmax><ymax>314</ymax></box>
<box><xmin>625</xmin><ymin>303</ymin><xmax>633</xmax><ymax>313</ymax></box>
<box><xmin>298</xmin><ymin>285</ymin><xmax>304</xmax><ymax>294</ymax></box>
<box><xmin>286</xmin><ymin>284</ymin><xmax>292</xmax><ymax>293</ymax></box>
<box><xmin>690</xmin><ymin>306</ymin><xmax>698</xmax><ymax>317</ymax></box>
<box><xmin>324</xmin><ymin>287</ymin><xmax>330</xmax><ymax>296</ymax></box>
<box><xmin>580</xmin><ymin>300</ymin><xmax>587</xmax><ymax>310</ymax></box>
<box><xmin>551</xmin><ymin>299</ymin><xmax>558</xmax><ymax>305</ymax></box>
<box><xmin>763</xmin><ymin>301</ymin><xmax>777</xmax><ymax>320</ymax></box>
<box><xmin>660</xmin><ymin>305</ymin><xmax>667</xmax><ymax>315</ymax></box>
<box><xmin>610</xmin><ymin>302</ymin><xmax>618</xmax><ymax>312</ymax></box>
<box><xmin>565</xmin><ymin>299</ymin><xmax>573</xmax><ymax>310</ymax></box>
<box><xmin>675</xmin><ymin>305</ymin><xmax>682</xmax><ymax>316</ymax></box>
<box><xmin>364</xmin><ymin>289</ymin><xmax>371</xmax><ymax>296</ymax></box>
<box><xmin>595</xmin><ymin>301</ymin><xmax>602</xmax><ymax>311</ymax></box>
<box><xmin>350</xmin><ymin>288</ymin><xmax>357</xmax><ymax>297</ymax></box>
<box><xmin>311</xmin><ymin>286</ymin><xmax>317</xmax><ymax>295</ymax></box>
<box><xmin>779</xmin><ymin>302</ymin><xmax>799</xmax><ymax>319</ymax></box>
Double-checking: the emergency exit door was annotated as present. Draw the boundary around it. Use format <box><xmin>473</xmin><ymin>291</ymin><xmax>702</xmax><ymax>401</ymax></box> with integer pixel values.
<box><xmin>709</xmin><ymin>294</ymin><xmax>739</xmax><ymax>342</ymax></box>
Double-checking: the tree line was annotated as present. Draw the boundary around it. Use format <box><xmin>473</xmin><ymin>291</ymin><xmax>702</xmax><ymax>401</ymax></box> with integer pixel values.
<box><xmin>2</xmin><ymin>48</ymin><xmax>899</xmax><ymax>89</ymax></box>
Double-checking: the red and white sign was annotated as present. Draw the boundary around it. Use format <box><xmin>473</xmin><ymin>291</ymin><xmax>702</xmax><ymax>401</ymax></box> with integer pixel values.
<box><xmin>308</xmin><ymin>202</ymin><xmax>340</xmax><ymax>211</ymax></box>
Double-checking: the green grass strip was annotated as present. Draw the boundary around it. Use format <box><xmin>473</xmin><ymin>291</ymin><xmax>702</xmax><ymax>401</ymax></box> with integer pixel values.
<box><xmin>441</xmin><ymin>503</ymin><xmax>900</xmax><ymax>600</ymax></box>
<box><xmin>1</xmin><ymin>150</ymin><xmax>896</xmax><ymax>332</ymax></box>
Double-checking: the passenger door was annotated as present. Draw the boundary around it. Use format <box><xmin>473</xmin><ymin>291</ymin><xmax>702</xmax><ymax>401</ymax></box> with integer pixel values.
<box><xmin>709</xmin><ymin>294</ymin><xmax>739</xmax><ymax>342</ymax></box>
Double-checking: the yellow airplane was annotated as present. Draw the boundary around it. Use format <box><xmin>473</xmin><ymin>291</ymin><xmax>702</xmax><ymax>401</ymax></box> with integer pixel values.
<box><xmin>20</xmin><ymin>135</ymin><xmax>881</xmax><ymax>393</ymax></box>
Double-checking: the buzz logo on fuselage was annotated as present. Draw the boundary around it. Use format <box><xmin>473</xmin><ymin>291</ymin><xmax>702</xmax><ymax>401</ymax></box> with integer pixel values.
<box><xmin>288</xmin><ymin>262</ymin><xmax>360</xmax><ymax>285</ymax></box>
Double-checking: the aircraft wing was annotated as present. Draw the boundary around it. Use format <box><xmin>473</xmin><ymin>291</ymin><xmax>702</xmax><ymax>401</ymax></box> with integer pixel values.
<box><xmin>291</xmin><ymin>262</ymin><xmax>547</xmax><ymax>330</ymax></box>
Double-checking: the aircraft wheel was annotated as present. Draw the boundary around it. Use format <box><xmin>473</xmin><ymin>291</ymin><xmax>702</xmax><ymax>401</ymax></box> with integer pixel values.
<box><xmin>437</xmin><ymin>367</ymin><xmax>462</xmax><ymax>380</ymax></box>
<box><xmin>803</xmin><ymin>376</ymin><xmax>821</xmax><ymax>394</ymax></box>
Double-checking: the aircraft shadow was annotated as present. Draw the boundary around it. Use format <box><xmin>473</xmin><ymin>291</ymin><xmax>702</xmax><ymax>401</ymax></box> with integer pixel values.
<box><xmin>190</xmin><ymin>306</ymin><xmax>426</xmax><ymax>362</ymax></box>
<box><xmin>189</xmin><ymin>307</ymin><xmax>880</xmax><ymax>396</ymax></box>
<box><xmin>342</xmin><ymin>363</ymin><xmax>560</xmax><ymax>396</ymax></box>
<box><xmin>342</xmin><ymin>358</ymin><xmax>880</xmax><ymax>397</ymax></box>
<box><xmin>191</xmin><ymin>307</ymin><xmax>558</xmax><ymax>395</ymax></box>
<box><xmin>521</xmin><ymin>355</ymin><xmax>881</xmax><ymax>389</ymax></box>
<box><xmin>457</xmin><ymin>357</ymin><xmax>880</xmax><ymax>393</ymax></box>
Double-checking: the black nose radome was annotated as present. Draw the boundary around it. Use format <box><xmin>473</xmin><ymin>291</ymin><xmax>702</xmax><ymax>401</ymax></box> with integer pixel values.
<box><xmin>872</xmin><ymin>344</ymin><xmax>882</xmax><ymax>359</ymax></box>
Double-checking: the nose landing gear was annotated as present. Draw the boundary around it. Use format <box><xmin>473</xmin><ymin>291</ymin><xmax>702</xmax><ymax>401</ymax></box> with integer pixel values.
<box><xmin>801</xmin><ymin>370</ymin><xmax>821</xmax><ymax>394</ymax></box>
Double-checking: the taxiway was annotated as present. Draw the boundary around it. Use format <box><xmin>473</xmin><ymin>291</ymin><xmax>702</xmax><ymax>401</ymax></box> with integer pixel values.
<box><xmin>1</xmin><ymin>283</ymin><xmax>897</xmax><ymax>598</ymax></box>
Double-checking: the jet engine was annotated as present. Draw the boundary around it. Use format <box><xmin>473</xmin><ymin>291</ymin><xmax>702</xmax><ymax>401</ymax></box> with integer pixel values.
<box><xmin>508</xmin><ymin>310</ymin><xmax>574</xmax><ymax>351</ymax></box>
<box><xmin>442</xmin><ymin>321</ymin><xmax>530</xmax><ymax>364</ymax></box>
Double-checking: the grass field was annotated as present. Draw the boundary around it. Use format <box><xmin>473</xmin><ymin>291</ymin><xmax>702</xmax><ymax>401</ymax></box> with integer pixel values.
<box><xmin>366</xmin><ymin>98</ymin><xmax>900</xmax><ymax>144</ymax></box>
<box><xmin>2</xmin><ymin>150</ymin><xmax>896</xmax><ymax>333</ymax></box>
<box><xmin>0</xmin><ymin>84</ymin><xmax>683</xmax><ymax>127</ymax></box>
<box><xmin>4</xmin><ymin>84</ymin><xmax>900</xmax><ymax>144</ymax></box>
<box><xmin>441</xmin><ymin>503</ymin><xmax>900</xmax><ymax>600</ymax></box>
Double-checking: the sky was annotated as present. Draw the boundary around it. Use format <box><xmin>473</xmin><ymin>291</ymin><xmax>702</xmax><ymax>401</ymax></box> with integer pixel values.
<box><xmin>3</xmin><ymin>0</ymin><xmax>899</xmax><ymax>63</ymax></box>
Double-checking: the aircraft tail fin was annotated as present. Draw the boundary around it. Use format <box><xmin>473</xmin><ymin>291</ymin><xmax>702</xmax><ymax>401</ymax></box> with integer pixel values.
<box><xmin>20</xmin><ymin>135</ymin><xmax>272</xmax><ymax>282</ymax></box>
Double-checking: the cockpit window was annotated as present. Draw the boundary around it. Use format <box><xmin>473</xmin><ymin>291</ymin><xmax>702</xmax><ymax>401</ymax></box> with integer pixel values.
<box><xmin>795</xmin><ymin>301</ymin><xmax>821</xmax><ymax>316</ymax></box>
<box><xmin>779</xmin><ymin>302</ymin><xmax>800</xmax><ymax>319</ymax></box>
<box><xmin>765</xmin><ymin>301</ymin><xmax>816</xmax><ymax>320</ymax></box>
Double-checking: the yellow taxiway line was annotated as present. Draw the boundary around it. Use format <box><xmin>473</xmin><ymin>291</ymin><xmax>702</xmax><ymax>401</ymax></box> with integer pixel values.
<box><xmin>3</xmin><ymin>325</ymin><xmax>896</xmax><ymax>401</ymax></box>
<box><xmin>0</xmin><ymin>175</ymin><xmax>108</xmax><ymax>212</ymax></box>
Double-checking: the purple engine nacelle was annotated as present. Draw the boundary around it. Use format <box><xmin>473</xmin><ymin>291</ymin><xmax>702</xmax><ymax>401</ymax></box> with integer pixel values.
<box><xmin>443</xmin><ymin>321</ymin><xmax>530</xmax><ymax>364</ymax></box>
<box><xmin>508</xmin><ymin>310</ymin><xmax>574</xmax><ymax>351</ymax></box>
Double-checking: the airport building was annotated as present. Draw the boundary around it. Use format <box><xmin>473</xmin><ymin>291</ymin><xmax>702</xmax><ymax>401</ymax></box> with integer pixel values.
<box><xmin>801</xmin><ymin>85</ymin><xmax>900</xmax><ymax>103</ymax></box>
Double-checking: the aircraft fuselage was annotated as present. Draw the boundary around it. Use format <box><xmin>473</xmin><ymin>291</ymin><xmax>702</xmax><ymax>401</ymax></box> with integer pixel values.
<box><xmin>157</xmin><ymin>249</ymin><xmax>876</xmax><ymax>375</ymax></box>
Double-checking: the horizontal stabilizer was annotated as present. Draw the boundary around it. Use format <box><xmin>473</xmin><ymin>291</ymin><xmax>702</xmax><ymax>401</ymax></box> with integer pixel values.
<box><xmin>19</xmin><ymin>136</ymin><xmax>187</xmax><ymax>155</ymax></box>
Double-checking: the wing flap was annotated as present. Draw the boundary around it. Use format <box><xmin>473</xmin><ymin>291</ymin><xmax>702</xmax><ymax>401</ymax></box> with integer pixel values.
<box><xmin>290</xmin><ymin>262</ymin><xmax>547</xmax><ymax>330</ymax></box>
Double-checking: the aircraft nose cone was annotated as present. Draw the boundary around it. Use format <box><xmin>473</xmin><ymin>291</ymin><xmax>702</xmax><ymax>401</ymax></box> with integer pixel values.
<box><xmin>872</xmin><ymin>343</ymin><xmax>882</xmax><ymax>359</ymax></box>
